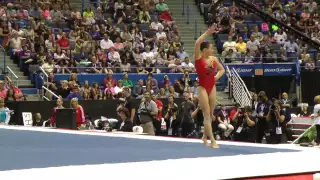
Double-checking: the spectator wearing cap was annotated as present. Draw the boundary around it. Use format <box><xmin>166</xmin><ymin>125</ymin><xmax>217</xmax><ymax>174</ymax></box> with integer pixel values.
<box><xmin>0</xmin><ymin>81</ymin><xmax>8</xmax><ymax>99</ymax></box>
<box><xmin>116</xmin><ymin>107</ymin><xmax>133</xmax><ymax>132</ymax></box>
<box><xmin>66</xmin><ymin>85</ymin><xmax>82</xmax><ymax>100</ymax></box>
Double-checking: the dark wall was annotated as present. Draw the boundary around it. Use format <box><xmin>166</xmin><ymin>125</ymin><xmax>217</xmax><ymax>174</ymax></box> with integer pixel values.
<box><xmin>6</xmin><ymin>99</ymin><xmax>183</xmax><ymax>125</ymax></box>
<box><xmin>242</xmin><ymin>76</ymin><xmax>294</xmax><ymax>99</ymax></box>
<box><xmin>301</xmin><ymin>71</ymin><xmax>320</xmax><ymax>105</ymax></box>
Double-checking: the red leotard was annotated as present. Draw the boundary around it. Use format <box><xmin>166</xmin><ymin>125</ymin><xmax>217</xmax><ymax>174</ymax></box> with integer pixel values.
<box><xmin>195</xmin><ymin>57</ymin><xmax>217</xmax><ymax>95</ymax></box>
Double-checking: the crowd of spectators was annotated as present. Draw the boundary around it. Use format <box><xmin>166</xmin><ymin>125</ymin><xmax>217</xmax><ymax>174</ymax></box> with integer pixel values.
<box><xmin>0</xmin><ymin>0</ymin><xmax>195</xmax><ymax>77</ymax></box>
<box><xmin>204</xmin><ymin>0</ymin><xmax>320</xmax><ymax>69</ymax></box>
<box><xmin>0</xmin><ymin>76</ymin><xmax>26</xmax><ymax>101</ymax></box>
<box><xmin>46</xmin><ymin>71</ymin><xmax>197</xmax><ymax>100</ymax></box>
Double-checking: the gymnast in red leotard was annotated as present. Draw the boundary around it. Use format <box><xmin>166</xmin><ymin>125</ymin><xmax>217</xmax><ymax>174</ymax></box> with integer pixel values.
<box><xmin>194</xmin><ymin>26</ymin><xmax>225</xmax><ymax>148</ymax></box>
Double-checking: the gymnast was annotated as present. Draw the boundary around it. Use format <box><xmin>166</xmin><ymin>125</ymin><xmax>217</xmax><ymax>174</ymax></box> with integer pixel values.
<box><xmin>194</xmin><ymin>26</ymin><xmax>225</xmax><ymax>148</ymax></box>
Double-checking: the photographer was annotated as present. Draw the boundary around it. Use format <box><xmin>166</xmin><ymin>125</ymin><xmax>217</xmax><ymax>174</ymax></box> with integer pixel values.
<box><xmin>233</xmin><ymin>106</ymin><xmax>256</xmax><ymax>143</ymax></box>
<box><xmin>265</xmin><ymin>100</ymin><xmax>287</xmax><ymax>144</ymax></box>
<box><xmin>164</xmin><ymin>95</ymin><xmax>179</xmax><ymax>136</ymax></box>
<box><xmin>137</xmin><ymin>92</ymin><xmax>158</xmax><ymax>135</ymax></box>
<box><xmin>179</xmin><ymin>93</ymin><xmax>196</xmax><ymax>138</ymax></box>
<box><xmin>255</xmin><ymin>91</ymin><xmax>272</xmax><ymax>143</ymax></box>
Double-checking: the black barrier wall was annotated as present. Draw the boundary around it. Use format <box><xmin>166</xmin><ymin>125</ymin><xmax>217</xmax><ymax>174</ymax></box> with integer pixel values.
<box><xmin>242</xmin><ymin>76</ymin><xmax>294</xmax><ymax>99</ymax></box>
<box><xmin>301</xmin><ymin>71</ymin><xmax>320</xmax><ymax>105</ymax></box>
<box><xmin>6</xmin><ymin>99</ymin><xmax>183</xmax><ymax>125</ymax></box>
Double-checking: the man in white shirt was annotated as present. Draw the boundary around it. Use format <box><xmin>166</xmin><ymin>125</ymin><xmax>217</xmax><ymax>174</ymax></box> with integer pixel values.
<box><xmin>181</xmin><ymin>57</ymin><xmax>195</xmax><ymax>72</ymax></box>
<box><xmin>151</xmin><ymin>17</ymin><xmax>164</xmax><ymax>31</ymax></box>
<box><xmin>246</xmin><ymin>36</ymin><xmax>260</xmax><ymax>53</ymax></box>
<box><xmin>156</xmin><ymin>27</ymin><xmax>167</xmax><ymax>41</ymax></box>
<box><xmin>222</xmin><ymin>36</ymin><xmax>237</xmax><ymax>61</ymax></box>
<box><xmin>100</xmin><ymin>34</ymin><xmax>114</xmax><ymax>51</ymax></box>
<box><xmin>41</xmin><ymin>58</ymin><xmax>55</xmax><ymax>74</ymax></box>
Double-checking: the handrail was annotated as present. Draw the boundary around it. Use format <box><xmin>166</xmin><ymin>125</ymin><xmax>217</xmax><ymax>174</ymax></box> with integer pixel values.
<box><xmin>42</xmin><ymin>86</ymin><xmax>59</xmax><ymax>100</ymax></box>
<box><xmin>6</xmin><ymin>66</ymin><xmax>18</xmax><ymax>79</ymax></box>
<box><xmin>40</xmin><ymin>67</ymin><xmax>49</xmax><ymax>100</ymax></box>
<box><xmin>0</xmin><ymin>45</ymin><xmax>6</xmax><ymax>74</ymax></box>
<box><xmin>232</xmin><ymin>67</ymin><xmax>252</xmax><ymax>101</ymax></box>
<box><xmin>6</xmin><ymin>66</ymin><xmax>18</xmax><ymax>87</ymax></box>
<box><xmin>185</xmin><ymin>2</ymin><xmax>198</xmax><ymax>40</ymax></box>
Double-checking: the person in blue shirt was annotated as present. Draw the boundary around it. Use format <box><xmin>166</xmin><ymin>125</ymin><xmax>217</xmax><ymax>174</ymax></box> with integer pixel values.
<box><xmin>66</xmin><ymin>86</ymin><xmax>83</xmax><ymax>101</ymax></box>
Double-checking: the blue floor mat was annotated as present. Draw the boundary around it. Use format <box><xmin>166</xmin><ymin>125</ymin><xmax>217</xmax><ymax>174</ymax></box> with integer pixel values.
<box><xmin>0</xmin><ymin>129</ymin><xmax>299</xmax><ymax>171</ymax></box>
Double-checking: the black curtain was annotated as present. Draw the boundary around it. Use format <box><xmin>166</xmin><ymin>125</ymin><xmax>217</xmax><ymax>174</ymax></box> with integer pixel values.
<box><xmin>301</xmin><ymin>71</ymin><xmax>320</xmax><ymax>105</ymax></box>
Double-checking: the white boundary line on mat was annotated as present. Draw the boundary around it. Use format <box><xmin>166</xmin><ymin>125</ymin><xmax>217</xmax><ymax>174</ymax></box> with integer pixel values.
<box><xmin>0</xmin><ymin>151</ymin><xmax>319</xmax><ymax>180</ymax></box>
<box><xmin>0</xmin><ymin>125</ymin><xmax>316</xmax><ymax>152</ymax></box>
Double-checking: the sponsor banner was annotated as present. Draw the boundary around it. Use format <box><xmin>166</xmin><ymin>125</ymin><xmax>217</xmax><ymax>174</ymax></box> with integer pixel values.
<box><xmin>263</xmin><ymin>63</ymin><xmax>294</xmax><ymax>76</ymax></box>
<box><xmin>227</xmin><ymin>63</ymin><xmax>295</xmax><ymax>77</ymax></box>
<box><xmin>227</xmin><ymin>65</ymin><xmax>254</xmax><ymax>77</ymax></box>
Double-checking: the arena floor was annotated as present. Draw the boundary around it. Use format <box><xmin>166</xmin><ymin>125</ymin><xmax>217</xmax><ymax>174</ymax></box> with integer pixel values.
<box><xmin>0</xmin><ymin>125</ymin><xmax>319</xmax><ymax>180</ymax></box>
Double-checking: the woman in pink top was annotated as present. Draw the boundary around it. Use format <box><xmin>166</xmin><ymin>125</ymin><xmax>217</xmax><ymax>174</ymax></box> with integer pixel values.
<box><xmin>104</xmin><ymin>81</ymin><xmax>115</xmax><ymax>96</ymax></box>
<box><xmin>40</xmin><ymin>5</ymin><xmax>51</xmax><ymax>21</ymax></box>
<box><xmin>114</xmin><ymin>37</ymin><xmax>124</xmax><ymax>51</ymax></box>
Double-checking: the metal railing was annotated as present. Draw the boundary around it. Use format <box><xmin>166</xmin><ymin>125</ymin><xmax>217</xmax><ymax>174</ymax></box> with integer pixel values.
<box><xmin>42</xmin><ymin>86</ymin><xmax>59</xmax><ymax>101</ymax></box>
<box><xmin>226</xmin><ymin>66</ymin><xmax>252</xmax><ymax>107</ymax></box>
<box><xmin>184</xmin><ymin>1</ymin><xmax>198</xmax><ymax>40</ymax></box>
<box><xmin>0</xmin><ymin>45</ymin><xmax>6</xmax><ymax>73</ymax></box>
<box><xmin>39</xmin><ymin>67</ymin><xmax>49</xmax><ymax>100</ymax></box>
<box><xmin>6</xmin><ymin>66</ymin><xmax>18</xmax><ymax>87</ymax></box>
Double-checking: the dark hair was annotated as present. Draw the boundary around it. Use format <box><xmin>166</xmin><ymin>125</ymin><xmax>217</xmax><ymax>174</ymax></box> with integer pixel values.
<box><xmin>119</xmin><ymin>108</ymin><xmax>130</xmax><ymax>117</ymax></box>
<box><xmin>200</xmin><ymin>41</ymin><xmax>210</xmax><ymax>51</ymax></box>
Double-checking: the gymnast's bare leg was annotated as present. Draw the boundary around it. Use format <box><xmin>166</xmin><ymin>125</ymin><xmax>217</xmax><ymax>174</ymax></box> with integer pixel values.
<box><xmin>198</xmin><ymin>86</ymin><xmax>219</xmax><ymax>148</ymax></box>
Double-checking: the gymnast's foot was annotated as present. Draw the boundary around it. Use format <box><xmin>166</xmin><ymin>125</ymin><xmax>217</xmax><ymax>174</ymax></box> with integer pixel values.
<box><xmin>202</xmin><ymin>137</ymin><xmax>210</xmax><ymax>146</ymax></box>
<box><xmin>210</xmin><ymin>141</ymin><xmax>219</xmax><ymax>149</ymax></box>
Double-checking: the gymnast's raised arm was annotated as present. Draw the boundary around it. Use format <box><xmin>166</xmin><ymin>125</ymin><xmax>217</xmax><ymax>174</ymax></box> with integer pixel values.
<box><xmin>194</xmin><ymin>26</ymin><xmax>218</xmax><ymax>60</ymax></box>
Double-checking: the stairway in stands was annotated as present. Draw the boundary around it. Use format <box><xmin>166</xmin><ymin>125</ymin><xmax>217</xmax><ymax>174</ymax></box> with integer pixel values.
<box><xmin>165</xmin><ymin>0</ymin><xmax>218</xmax><ymax>58</ymax></box>
<box><xmin>0</xmin><ymin>52</ymin><xmax>39</xmax><ymax>101</ymax></box>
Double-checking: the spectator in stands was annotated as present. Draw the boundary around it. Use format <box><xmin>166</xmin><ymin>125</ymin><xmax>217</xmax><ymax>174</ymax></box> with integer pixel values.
<box><xmin>156</xmin><ymin>0</ymin><xmax>169</xmax><ymax>12</ymax></box>
<box><xmin>283</xmin><ymin>36</ymin><xmax>299</xmax><ymax>61</ymax></box>
<box><xmin>311</xmin><ymin>95</ymin><xmax>320</xmax><ymax>145</ymax></box>
<box><xmin>181</xmin><ymin>57</ymin><xmax>195</xmax><ymax>72</ymax></box>
<box><xmin>0</xmin><ymin>81</ymin><xmax>8</xmax><ymax>99</ymax></box>
<box><xmin>70</xmin><ymin>97</ymin><xmax>85</xmax><ymax>128</ymax></box>
<box><xmin>5</xmin><ymin>89</ymin><xmax>16</xmax><ymax>102</ymax></box>
<box><xmin>222</xmin><ymin>36</ymin><xmax>237</xmax><ymax>61</ymax></box>
<box><xmin>42</xmin><ymin>57</ymin><xmax>54</xmax><ymax>74</ymax></box>
<box><xmin>157</xmin><ymin>88</ymin><xmax>167</xmax><ymax>98</ymax></box>
<box><xmin>236</xmin><ymin>37</ymin><xmax>247</xmax><ymax>59</ymax></box>
<box><xmin>217</xmin><ymin>104</ymin><xmax>234</xmax><ymax>139</ymax></box>
<box><xmin>298</xmin><ymin>103</ymin><xmax>311</xmax><ymax>117</ymax></box>
<box><xmin>90</xmin><ymin>83</ymin><xmax>102</xmax><ymax>100</ymax></box>
<box><xmin>280</xmin><ymin>92</ymin><xmax>292</xmax><ymax>111</ymax></box>
<box><xmin>251</xmin><ymin>25</ymin><xmax>264</xmax><ymax>42</ymax></box>
<box><xmin>122</xmin><ymin>73</ymin><xmax>133</xmax><ymax>88</ymax></box>
<box><xmin>274</xmin><ymin>29</ymin><xmax>287</xmax><ymax>45</ymax></box>
<box><xmin>246</xmin><ymin>35</ymin><xmax>260</xmax><ymax>53</ymax></box>
<box><xmin>132</xmin><ymin>79</ymin><xmax>145</xmax><ymax>98</ymax></box>
<box><xmin>146</xmin><ymin>73</ymin><xmax>159</xmax><ymax>93</ymax></box>
<box><xmin>66</xmin><ymin>85</ymin><xmax>82</xmax><ymax>100</ymax></box>
<box><xmin>57</xmin><ymin>80</ymin><xmax>70</xmax><ymax>99</ymax></box>
<box><xmin>138</xmin><ymin>91</ymin><xmax>158</xmax><ymax>135</ymax></box>
<box><xmin>100</xmin><ymin>34</ymin><xmax>114</xmax><ymax>51</ymax></box>
<box><xmin>103</xmin><ymin>71</ymin><xmax>117</xmax><ymax>88</ymax></box>
<box><xmin>233</xmin><ymin>106</ymin><xmax>256</xmax><ymax>142</ymax></box>
<box><xmin>7</xmin><ymin>32</ymin><xmax>22</xmax><ymax>55</ymax></box>
<box><xmin>9</xmin><ymin>82</ymin><xmax>22</xmax><ymax>100</ymax></box>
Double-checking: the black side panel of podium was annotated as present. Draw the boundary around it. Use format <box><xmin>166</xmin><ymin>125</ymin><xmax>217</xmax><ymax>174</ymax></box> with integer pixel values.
<box><xmin>56</xmin><ymin>109</ymin><xmax>77</xmax><ymax>130</ymax></box>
